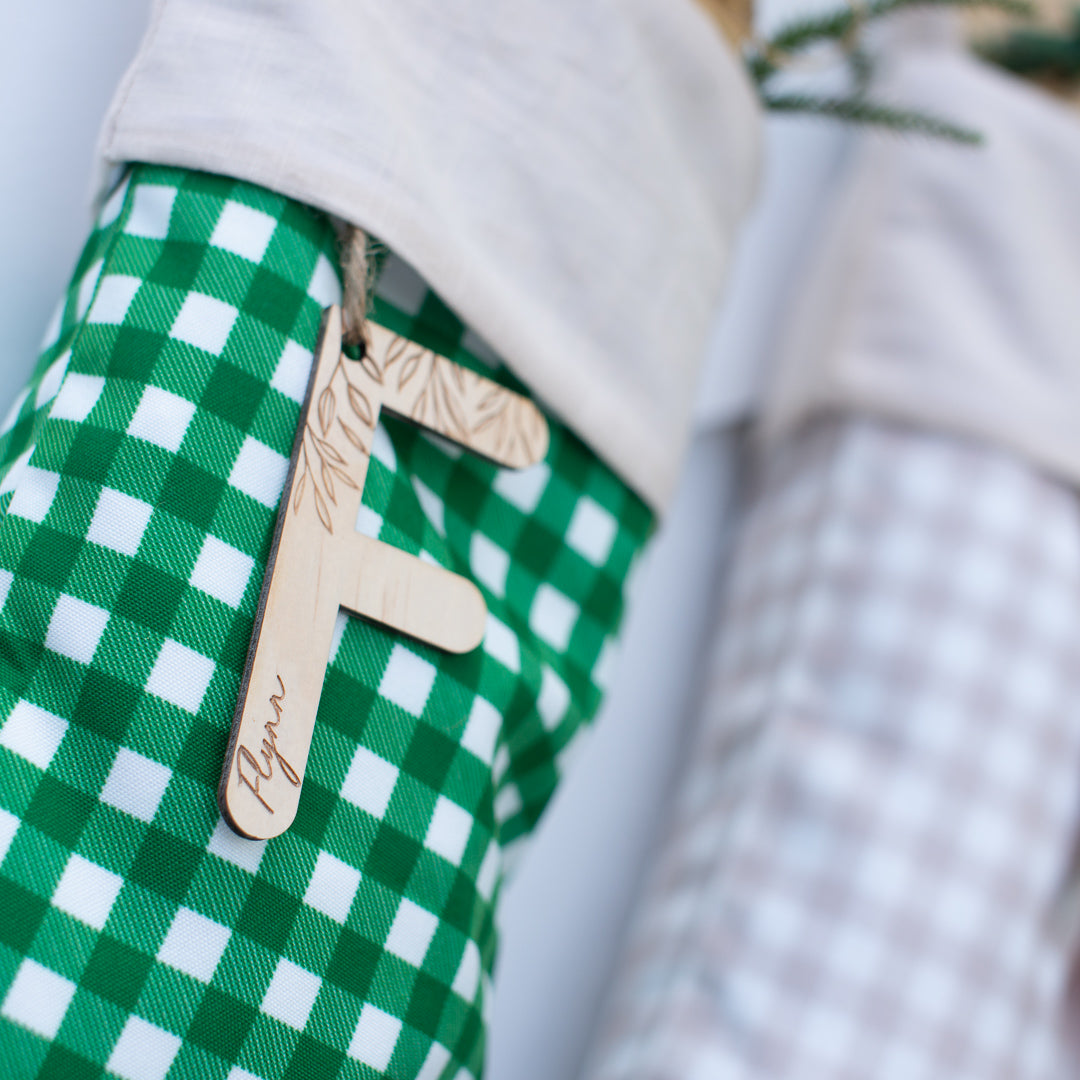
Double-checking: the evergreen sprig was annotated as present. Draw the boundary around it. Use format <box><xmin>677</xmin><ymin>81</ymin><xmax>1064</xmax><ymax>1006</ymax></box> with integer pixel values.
<box><xmin>762</xmin><ymin>93</ymin><xmax>984</xmax><ymax>142</ymax></box>
<box><xmin>751</xmin><ymin>0</ymin><xmax>1032</xmax><ymax>82</ymax></box>
<box><xmin>979</xmin><ymin>8</ymin><xmax>1080</xmax><ymax>80</ymax></box>
<box><xmin>748</xmin><ymin>0</ymin><xmax>1034</xmax><ymax>141</ymax></box>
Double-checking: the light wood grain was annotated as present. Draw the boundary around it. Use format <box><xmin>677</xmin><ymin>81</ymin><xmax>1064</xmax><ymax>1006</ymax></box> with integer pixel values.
<box><xmin>219</xmin><ymin>307</ymin><xmax>548</xmax><ymax>838</ymax></box>
<box><xmin>694</xmin><ymin>0</ymin><xmax>754</xmax><ymax>48</ymax></box>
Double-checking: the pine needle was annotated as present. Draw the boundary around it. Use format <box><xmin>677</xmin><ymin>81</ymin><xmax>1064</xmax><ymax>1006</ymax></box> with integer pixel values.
<box><xmin>745</xmin><ymin>0</ymin><xmax>1027</xmax><ymax>141</ymax></box>
<box><xmin>762</xmin><ymin>0</ymin><xmax>1032</xmax><ymax>61</ymax></box>
<box><xmin>762</xmin><ymin>94</ymin><xmax>985</xmax><ymax>143</ymax></box>
<box><xmin>979</xmin><ymin>13</ymin><xmax>1080</xmax><ymax>79</ymax></box>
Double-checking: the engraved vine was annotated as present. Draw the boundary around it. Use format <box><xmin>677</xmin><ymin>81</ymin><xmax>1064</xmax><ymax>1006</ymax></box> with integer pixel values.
<box><xmin>292</xmin><ymin>333</ymin><xmax>545</xmax><ymax>533</ymax></box>
<box><xmin>293</xmin><ymin>354</ymin><xmax>372</xmax><ymax>534</ymax></box>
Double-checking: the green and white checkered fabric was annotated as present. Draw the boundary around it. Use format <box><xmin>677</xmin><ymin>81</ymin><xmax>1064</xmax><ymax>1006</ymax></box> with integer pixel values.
<box><xmin>0</xmin><ymin>165</ymin><xmax>652</xmax><ymax>1080</ymax></box>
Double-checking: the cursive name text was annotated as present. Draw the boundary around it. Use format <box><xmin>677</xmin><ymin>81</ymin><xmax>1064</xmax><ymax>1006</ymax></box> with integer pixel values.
<box><xmin>236</xmin><ymin>675</ymin><xmax>301</xmax><ymax>813</ymax></box>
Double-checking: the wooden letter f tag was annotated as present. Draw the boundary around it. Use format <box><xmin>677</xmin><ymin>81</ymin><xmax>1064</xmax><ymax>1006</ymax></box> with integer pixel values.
<box><xmin>219</xmin><ymin>307</ymin><xmax>548</xmax><ymax>839</ymax></box>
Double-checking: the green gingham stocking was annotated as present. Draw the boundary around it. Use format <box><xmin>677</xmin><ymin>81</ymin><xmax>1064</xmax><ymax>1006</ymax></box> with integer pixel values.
<box><xmin>0</xmin><ymin>165</ymin><xmax>652</xmax><ymax>1080</ymax></box>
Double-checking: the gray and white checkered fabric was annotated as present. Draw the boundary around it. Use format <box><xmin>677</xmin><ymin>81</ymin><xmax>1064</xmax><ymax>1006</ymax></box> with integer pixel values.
<box><xmin>587</xmin><ymin>416</ymin><xmax>1080</xmax><ymax>1080</ymax></box>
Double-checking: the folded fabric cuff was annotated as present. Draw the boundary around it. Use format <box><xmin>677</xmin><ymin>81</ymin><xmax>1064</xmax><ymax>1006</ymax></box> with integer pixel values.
<box><xmin>762</xmin><ymin>45</ymin><xmax>1080</xmax><ymax>489</ymax></box>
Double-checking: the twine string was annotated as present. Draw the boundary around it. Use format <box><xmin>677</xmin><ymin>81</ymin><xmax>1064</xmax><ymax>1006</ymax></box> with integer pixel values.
<box><xmin>338</xmin><ymin>222</ymin><xmax>373</xmax><ymax>352</ymax></box>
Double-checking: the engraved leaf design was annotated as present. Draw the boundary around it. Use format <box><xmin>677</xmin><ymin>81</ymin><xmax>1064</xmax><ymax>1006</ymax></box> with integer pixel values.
<box><xmin>494</xmin><ymin>411</ymin><xmax>509</xmax><ymax>456</ymax></box>
<box><xmin>432</xmin><ymin>384</ymin><xmax>443</xmax><ymax>427</ymax></box>
<box><xmin>293</xmin><ymin>467</ymin><xmax>307</xmax><ymax>513</ymax></box>
<box><xmin>318</xmin><ymin>385</ymin><xmax>335</xmax><ymax>436</ymax></box>
<box><xmin>384</xmin><ymin>337</ymin><xmax>410</xmax><ymax>369</ymax></box>
<box><xmin>321</xmin><ymin>461</ymin><xmax>336</xmax><ymax>504</ymax></box>
<box><xmin>473</xmin><ymin>398</ymin><xmax>507</xmax><ymax>435</ymax></box>
<box><xmin>313</xmin><ymin>485</ymin><xmax>332</xmax><ymax>533</ymax></box>
<box><xmin>348</xmin><ymin>383</ymin><xmax>374</xmax><ymax>427</ymax></box>
<box><xmin>326</xmin><ymin>454</ymin><xmax>358</xmax><ymax>489</ymax></box>
<box><xmin>440</xmin><ymin>369</ymin><xmax>468</xmax><ymax>439</ymax></box>
<box><xmin>338</xmin><ymin>418</ymin><xmax>368</xmax><ymax>453</ymax></box>
<box><xmin>360</xmin><ymin>353</ymin><xmax>383</xmax><ymax>385</ymax></box>
<box><xmin>465</xmin><ymin>386</ymin><xmax>545</xmax><ymax>466</ymax></box>
<box><xmin>472</xmin><ymin>413</ymin><xmax>498</xmax><ymax>435</ymax></box>
<box><xmin>398</xmin><ymin>350</ymin><xmax>424</xmax><ymax>390</ymax></box>
<box><xmin>315</xmin><ymin>434</ymin><xmax>347</xmax><ymax>467</ymax></box>
<box><xmin>496</xmin><ymin>398</ymin><xmax>544</xmax><ymax>466</ymax></box>
<box><xmin>522</xmin><ymin>403</ymin><xmax>544</xmax><ymax>458</ymax></box>
<box><xmin>293</xmin><ymin>423</ymin><xmax>363</xmax><ymax>534</ymax></box>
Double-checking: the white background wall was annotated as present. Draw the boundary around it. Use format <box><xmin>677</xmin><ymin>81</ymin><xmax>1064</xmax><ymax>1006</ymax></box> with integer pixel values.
<box><xmin>0</xmin><ymin>4</ymin><xmax>151</xmax><ymax>402</ymax></box>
